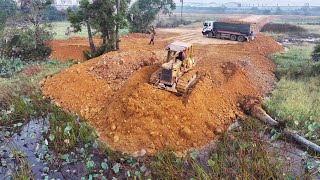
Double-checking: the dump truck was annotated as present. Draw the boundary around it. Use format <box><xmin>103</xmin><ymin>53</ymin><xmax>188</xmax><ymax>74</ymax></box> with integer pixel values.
<box><xmin>202</xmin><ymin>21</ymin><xmax>256</xmax><ymax>42</ymax></box>
<box><xmin>149</xmin><ymin>41</ymin><xmax>197</xmax><ymax>94</ymax></box>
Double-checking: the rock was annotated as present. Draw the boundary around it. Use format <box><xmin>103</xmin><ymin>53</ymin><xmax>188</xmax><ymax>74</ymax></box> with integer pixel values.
<box><xmin>214</xmin><ymin>127</ymin><xmax>223</xmax><ymax>135</ymax></box>
<box><xmin>180</xmin><ymin>126</ymin><xmax>192</xmax><ymax>139</ymax></box>
<box><xmin>113</xmin><ymin>135</ymin><xmax>120</xmax><ymax>143</ymax></box>
<box><xmin>147</xmin><ymin>148</ymin><xmax>156</xmax><ymax>154</ymax></box>
<box><xmin>150</xmin><ymin>131</ymin><xmax>159</xmax><ymax>137</ymax></box>
<box><xmin>111</xmin><ymin>124</ymin><xmax>117</xmax><ymax>131</ymax></box>
<box><xmin>132</xmin><ymin>149</ymin><xmax>147</xmax><ymax>157</ymax></box>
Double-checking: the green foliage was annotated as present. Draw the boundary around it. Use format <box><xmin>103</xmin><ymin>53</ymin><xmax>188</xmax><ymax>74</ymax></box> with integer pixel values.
<box><xmin>312</xmin><ymin>44</ymin><xmax>320</xmax><ymax>62</ymax></box>
<box><xmin>2</xmin><ymin>26</ymin><xmax>53</xmax><ymax>61</ymax></box>
<box><xmin>1</xmin><ymin>0</ymin><xmax>54</xmax><ymax>61</ymax></box>
<box><xmin>67</xmin><ymin>0</ymin><xmax>129</xmax><ymax>57</ymax></box>
<box><xmin>42</xmin><ymin>5</ymin><xmax>66</xmax><ymax>21</ymax></box>
<box><xmin>266</xmin><ymin>45</ymin><xmax>320</xmax><ymax>144</ymax></box>
<box><xmin>269</xmin><ymin>46</ymin><xmax>320</xmax><ymax>79</ymax></box>
<box><xmin>128</xmin><ymin>0</ymin><xmax>176</xmax><ymax>33</ymax></box>
<box><xmin>261</xmin><ymin>23</ymin><xmax>307</xmax><ymax>34</ymax></box>
<box><xmin>0</xmin><ymin>57</ymin><xmax>24</xmax><ymax>77</ymax></box>
<box><xmin>151</xmin><ymin>119</ymin><xmax>294</xmax><ymax>179</ymax></box>
<box><xmin>0</xmin><ymin>0</ymin><xmax>17</xmax><ymax>31</ymax></box>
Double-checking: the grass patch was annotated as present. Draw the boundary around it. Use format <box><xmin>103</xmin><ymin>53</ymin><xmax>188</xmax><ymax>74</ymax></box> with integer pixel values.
<box><xmin>151</xmin><ymin>118</ymin><xmax>298</xmax><ymax>179</ymax></box>
<box><xmin>265</xmin><ymin>45</ymin><xmax>320</xmax><ymax>145</ymax></box>
<box><xmin>52</xmin><ymin>21</ymin><xmax>129</xmax><ymax>40</ymax></box>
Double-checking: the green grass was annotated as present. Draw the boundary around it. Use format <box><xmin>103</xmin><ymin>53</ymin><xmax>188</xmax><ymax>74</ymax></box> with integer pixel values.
<box><xmin>52</xmin><ymin>21</ymin><xmax>88</xmax><ymax>40</ymax></box>
<box><xmin>274</xmin><ymin>17</ymin><xmax>320</xmax><ymax>24</ymax></box>
<box><xmin>52</xmin><ymin>21</ymin><xmax>129</xmax><ymax>40</ymax></box>
<box><xmin>265</xmin><ymin>45</ymin><xmax>320</xmax><ymax>145</ymax></box>
<box><xmin>151</xmin><ymin>118</ymin><xmax>299</xmax><ymax>179</ymax></box>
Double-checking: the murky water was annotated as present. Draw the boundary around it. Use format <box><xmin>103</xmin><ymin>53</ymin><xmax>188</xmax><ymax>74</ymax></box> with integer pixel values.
<box><xmin>0</xmin><ymin>118</ymin><xmax>100</xmax><ymax>179</ymax></box>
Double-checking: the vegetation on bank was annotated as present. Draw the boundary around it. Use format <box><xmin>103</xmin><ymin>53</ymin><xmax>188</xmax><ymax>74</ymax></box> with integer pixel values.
<box><xmin>261</xmin><ymin>23</ymin><xmax>307</xmax><ymax>34</ymax></box>
<box><xmin>266</xmin><ymin>46</ymin><xmax>320</xmax><ymax>145</ymax></box>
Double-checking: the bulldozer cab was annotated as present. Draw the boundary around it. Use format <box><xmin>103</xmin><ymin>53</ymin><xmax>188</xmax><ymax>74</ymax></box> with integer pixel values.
<box><xmin>160</xmin><ymin>42</ymin><xmax>195</xmax><ymax>86</ymax></box>
<box><xmin>149</xmin><ymin>41</ymin><xmax>198</xmax><ymax>94</ymax></box>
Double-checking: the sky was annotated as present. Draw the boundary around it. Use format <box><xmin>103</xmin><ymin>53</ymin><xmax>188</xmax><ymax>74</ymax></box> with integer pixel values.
<box><xmin>174</xmin><ymin>0</ymin><xmax>320</xmax><ymax>6</ymax></box>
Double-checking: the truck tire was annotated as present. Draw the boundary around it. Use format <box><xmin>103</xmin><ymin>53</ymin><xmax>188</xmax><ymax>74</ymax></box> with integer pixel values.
<box><xmin>208</xmin><ymin>32</ymin><xmax>213</xmax><ymax>38</ymax></box>
<box><xmin>230</xmin><ymin>35</ymin><xmax>237</xmax><ymax>41</ymax></box>
<box><xmin>237</xmin><ymin>36</ymin><xmax>245</xmax><ymax>42</ymax></box>
<box><xmin>216</xmin><ymin>33</ymin><xmax>222</xmax><ymax>39</ymax></box>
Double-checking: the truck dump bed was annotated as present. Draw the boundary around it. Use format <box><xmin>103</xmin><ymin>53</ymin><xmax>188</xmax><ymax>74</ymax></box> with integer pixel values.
<box><xmin>214</xmin><ymin>21</ymin><xmax>254</xmax><ymax>35</ymax></box>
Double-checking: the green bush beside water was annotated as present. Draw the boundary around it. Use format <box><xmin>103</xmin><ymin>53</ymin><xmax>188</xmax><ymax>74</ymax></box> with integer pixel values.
<box><xmin>265</xmin><ymin>46</ymin><xmax>320</xmax><ymax>144</ymax></box>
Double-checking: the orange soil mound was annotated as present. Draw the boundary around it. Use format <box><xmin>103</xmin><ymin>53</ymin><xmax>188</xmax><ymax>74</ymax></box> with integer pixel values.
<box><xmin>47</xmin><ymin>37</ymin><xmax>102</xmax><ymax>61</ymax></box>
<box><xmin>47</xmin><ymin>33</ymin><xmax>167</xmax><ymax>62</ymax></box>
<box><xmin>42</xmin><ymin>33</ymin><xmax>283</xmax><ymax>155</ymax></box>
<box><xmin>90</xmin><ymin>50</ymin><xmax>162</xmax><ymax>85</ymax></box>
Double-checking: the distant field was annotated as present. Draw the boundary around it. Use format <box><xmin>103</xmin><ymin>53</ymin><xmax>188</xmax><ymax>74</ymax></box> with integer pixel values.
<box><xmin>52</xmin><ymin>21</ymin><xmax>129</xmax><ymax>40</ymax></box>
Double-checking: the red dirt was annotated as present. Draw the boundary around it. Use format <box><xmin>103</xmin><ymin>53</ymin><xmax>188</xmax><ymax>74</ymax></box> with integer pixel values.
<box><xmin>42</xmin><ymin>31</ymin><xmax>283</xmax><ymax>155</ymax></box>
<box><xmin>18</xmin><ymin>65</ymin><xmax>42</xmax><ymax>77</ymax></box>
<box><xmin>47</xmin><ymin>37</ymin><xmax>102</xmax><ymax>62</ymax></box>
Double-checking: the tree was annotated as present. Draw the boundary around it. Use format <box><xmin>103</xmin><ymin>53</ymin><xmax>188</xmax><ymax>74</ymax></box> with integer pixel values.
<box><xmin>2</xmin><ymin>0</ymin><xmax>54</xmax><ymax>61</ymax></box>
<box><xmin>0</xmin><ymin>0</ymin><xmax>17</xmax><ymax>31</ymax></box>
<box><xmin>67</xmin><ymin>0</ymin><xmax>96</xmax><ymax>53</ymax></box>
<box><xmin>67</xmin><ymin>0</ymin><xmax>129</xmax><ymax>58</ymax></box>
<box><xmin>128</xmin><ymin>0</ymin><xmax>176</xmax><ymax>33</ymax></box>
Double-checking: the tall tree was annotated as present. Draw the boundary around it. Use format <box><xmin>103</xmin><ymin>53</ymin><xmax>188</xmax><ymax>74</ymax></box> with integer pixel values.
<box><xmin>2</xmin><ymin>0</ymin><xmax>54</xmax><ymax>60</ymax></box>
<box><xmin>67</xmin><ymin>0</ymin><xmax>96</xmax><ymax>53</ymax></box>
<box><xmin>128</xmin><ymin>0</ymin><xmax>176</xmax><ymax>33</ymax></box>
<box><xmin>67</xmin><ymin>0</ymin><xmax>129</xmax><ymax>56</ymax></box>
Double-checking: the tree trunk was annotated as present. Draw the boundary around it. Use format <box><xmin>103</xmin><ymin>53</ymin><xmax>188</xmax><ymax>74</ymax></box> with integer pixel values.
<box><xmin>86</xmin><ymin>20</ymin><xmax>96</xmax><ymax>53</ymax></box>
<box><xmin>115</xmin><ymin>0</ymin><xmax>120</xmax><ymax>50</ymax></box>
<box><xmin>240</xmin><ymin>98</ymin><xmax>320</xmax><ymax>154</ymax></box>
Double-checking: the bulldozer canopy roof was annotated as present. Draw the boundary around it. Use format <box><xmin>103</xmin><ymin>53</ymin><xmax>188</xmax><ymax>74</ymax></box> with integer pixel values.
<box><xmin>166</xmin><ymin>41</ymin><xmax>193</xmax><ymax>52</ymax></box>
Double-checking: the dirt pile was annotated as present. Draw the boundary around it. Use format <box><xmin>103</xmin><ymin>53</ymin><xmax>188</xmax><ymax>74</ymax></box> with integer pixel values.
<box><xmin>42</xmin><ymin>31</ymin><xmax>283</xmax><ymax>154</ymax></box>
<box><xmin>90</xmin><ymin>50</ymin><xmax>163</xmax><ymax>85</ymax></box>
<box><xmin>47</xmin><ymin>37</ymin><xmax>102</xmax><ymax>61</ymax></box>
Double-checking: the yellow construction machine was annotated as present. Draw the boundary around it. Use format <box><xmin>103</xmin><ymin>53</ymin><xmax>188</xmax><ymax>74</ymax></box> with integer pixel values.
<box><xmin>149</xmin><ymin>41</ymin><xmax>198</xmax><ymax>94</ymax></box>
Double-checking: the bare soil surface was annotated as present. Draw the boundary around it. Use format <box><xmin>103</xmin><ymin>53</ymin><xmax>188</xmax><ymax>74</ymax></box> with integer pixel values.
<box><xmin>42</xmin><ymin>24</ymin><xmax>283</xmax><ymax>155</ymax></box>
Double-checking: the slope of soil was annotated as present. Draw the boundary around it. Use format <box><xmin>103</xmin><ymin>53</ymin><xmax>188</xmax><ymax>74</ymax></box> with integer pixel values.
<box><xmin>42</xmin><ymin>31</ymin><xmax>283</xmax><ymax>155</ymax></box>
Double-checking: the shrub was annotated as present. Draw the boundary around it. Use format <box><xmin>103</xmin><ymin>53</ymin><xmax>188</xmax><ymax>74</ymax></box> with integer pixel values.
<box><xmin>261</xmin><ymin>23</ymin><xmax>307</xmax><ymax>34</ymax></box>
<box><xmin>0</xmin><ymin>57</ymin><xmax>24</xmax><ymax>77</ymax></box>
<box><xmin>311</xmin><ymin>44</ymin><xmax>320</xmax><ymax>62</ymax></box>
<box><xmin>83</xmin><ymin>43</ymin><xmax>114</xmax><ymax>60</ymax></box>
<box><xmin>2</xmin><ymin>25</ymin><xmax>53</xmax><ymax>61</ymax></box>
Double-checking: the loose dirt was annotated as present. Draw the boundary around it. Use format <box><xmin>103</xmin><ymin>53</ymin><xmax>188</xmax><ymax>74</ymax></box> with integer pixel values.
<box><xmin>42</xmin><ymin>27</ymin><xmax>283</xmax><ymax>155</ymax></box>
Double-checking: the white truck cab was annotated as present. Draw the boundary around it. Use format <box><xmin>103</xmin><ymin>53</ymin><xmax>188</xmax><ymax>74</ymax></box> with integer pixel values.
<box><xmin>202</xmin><ymin>21</ymin><xmax>214</xmax><ymax>36</ymax></box>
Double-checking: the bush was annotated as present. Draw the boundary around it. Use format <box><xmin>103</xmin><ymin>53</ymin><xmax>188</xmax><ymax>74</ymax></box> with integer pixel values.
<box><xmin>312</xmin><ymin>44</ymin><xmax>320</xmax><ymax>62</ymax></box>
<box><xmin>0</xmin><ymin>57</ymin><xmax>24</xmax><ymax>77</ymax></box>
<box><xmin>261</xmin><ymin>23</ymin><xmax>307</xmax><ymax>34</ymax></box>
<box><xmin>2</xmin><ymin>25</ymin><xmax>53</xmax><ymax>61</ymax></box>
<box><xmin>42</xmin><ymin>5</ymin><xmax>66</xmax><ymax>21</ymax></box>
<box><xmin>83</xmin><ymin>43</ymin><xmax>113</xmax><ymax>60</ymax></box>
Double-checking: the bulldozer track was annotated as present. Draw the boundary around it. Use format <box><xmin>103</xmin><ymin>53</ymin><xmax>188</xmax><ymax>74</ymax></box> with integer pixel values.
<box><xmin>176</xmin><ymin>70</ymin><xmax>198</xmax><ymax>94</ymax></box>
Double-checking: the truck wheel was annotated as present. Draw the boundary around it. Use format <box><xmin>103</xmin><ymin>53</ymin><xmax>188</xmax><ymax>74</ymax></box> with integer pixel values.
<box><xmin>208</xmin><ymin>32</ymin><xmax>213</xmax><ymax>38</ymax></box>
<box><xmin>237</xmin><ymin>36</ymin><xmax>245</xmax><ymax>42</ymax></box>
<box><xmin>230</xmin><ymin>35</ymin><xmax>237</xmax><ymax>41</ymax></box>
<box><xmin>216</xmin><ymin>33</ymin><xmax>222</xmax><ymax>39</ymax></box>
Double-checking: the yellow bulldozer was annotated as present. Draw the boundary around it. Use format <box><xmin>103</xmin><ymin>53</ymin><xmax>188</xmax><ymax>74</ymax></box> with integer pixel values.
<box><xmin>149</xmin><ymin>41</ymin><xmax>198</xmax><ymax>94</ymax></box>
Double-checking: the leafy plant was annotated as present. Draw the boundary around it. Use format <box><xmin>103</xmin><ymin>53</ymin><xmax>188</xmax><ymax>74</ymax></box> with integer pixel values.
<box><xmin>128</xmin><ymin>0</ymin><xmax>176</xmax><ymax>33</ymax></box>
<box><xmin>0</xmin><ymin>57</ymin><xmax>24</xmax><ymax>77</ymax></box>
